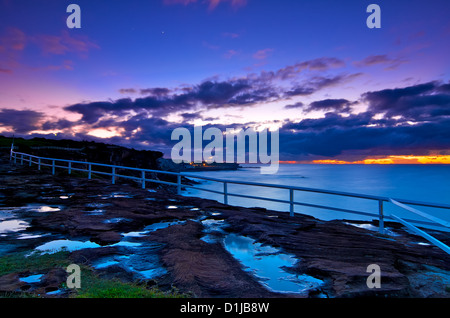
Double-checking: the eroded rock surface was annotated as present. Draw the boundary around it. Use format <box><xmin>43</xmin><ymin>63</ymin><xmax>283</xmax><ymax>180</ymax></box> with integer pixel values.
<box><xmin>0</xmin><ymin>155</ymin><xmax>449</xmax><ymax>298</ymax></box>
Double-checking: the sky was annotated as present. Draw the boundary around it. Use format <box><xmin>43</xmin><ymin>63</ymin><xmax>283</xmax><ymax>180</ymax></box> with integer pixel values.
<box><xmin>0</xmin><ymin>0</ymin><xmax>449</xmax><ymax>163</ymax></box>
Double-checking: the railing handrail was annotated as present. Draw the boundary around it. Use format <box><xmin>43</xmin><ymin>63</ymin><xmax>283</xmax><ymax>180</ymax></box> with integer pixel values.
<box><xmin>9</xmin><ymin>150</ymin><xmax>450</xmax><ymax>255</ymax></box>
<box><xmin>11</xmin><ymin>150</ymin><xmax>450</xmax><ymax>210</ymax></box>
<box><xmin>180</xmin><ymin>171</ymin><xmax>450</xmax><ymax>210</ymax></box>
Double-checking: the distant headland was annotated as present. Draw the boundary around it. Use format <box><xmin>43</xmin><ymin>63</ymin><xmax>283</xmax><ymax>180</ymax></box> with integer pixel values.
<box><xmin>0</xmin><ymin>135</ymin><xmax>241</xmax><ymax>172</ymax></box>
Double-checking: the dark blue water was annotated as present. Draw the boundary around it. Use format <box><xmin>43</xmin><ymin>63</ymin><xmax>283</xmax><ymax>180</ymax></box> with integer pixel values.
<box><xmin>182</xmin><ymin>164</ymin><xmax>450</xmax><ymax>229</ymax></box>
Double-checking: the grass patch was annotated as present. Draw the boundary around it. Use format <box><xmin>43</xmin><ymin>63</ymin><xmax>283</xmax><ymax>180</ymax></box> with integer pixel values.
<box><xmin>73</xmin><ymin>269</ymin><xmax>186</xmax><ymax>298</ymax></box>
<box><xmin>0</xmin><ymin>251</ymin><xmax>188</xmax><ymax>298</ymax></box>
<box><xmin>0</xmin><ymin>250</ymin><xmax>71</xmax><ymax>276</ymax></box>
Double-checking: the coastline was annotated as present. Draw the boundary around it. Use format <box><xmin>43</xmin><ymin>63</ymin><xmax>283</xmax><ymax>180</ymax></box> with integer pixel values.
<box><xmin>0</xmin><ymin>154</ymin><xmax>449</xmax><ymax>298</ymax></box>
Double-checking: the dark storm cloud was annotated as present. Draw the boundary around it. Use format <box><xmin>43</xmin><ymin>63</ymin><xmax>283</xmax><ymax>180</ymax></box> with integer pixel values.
<box><xmin>283</xmin><ymin>112</ymin><xmax>374</xmax><ymax>131</ymax></box>
<box><xmin>31</xmin><ymin>79</ymin><xmax>450</xmax><ymax>161</ymax></box>
<box><xmin>66</xmin><ymin>79</ymin><xmax>257</xmax><ymax>123</ymax></box>
<box><xmin>284</xmin><ymin>74</ymin><xmax>362</xmax><ymax>97</ymax></box>
<box><xmin>41</xmin><ymin>118</ymin><xmax>75</xmax><ymax>130</ymax></box>
<box><xmin>362</xmin><ymin>81</ymin><xmax>450</xmax><ymax>120</ymax></box>
<box><xmin>274</xmin><ymin>57</ymin><xmax>345</xmax><ymax>80</ymax></box>
<box><xmin>279</xmin><ymin>116</ymin><xmax>450</xmax><ymax>158</ymax></box>
<box><xmin>284</xmin><ymin>102</ymin><xmax>304</xmax><ymax>109</ymax></box>
<box><xmin>278</xmin><ymin>80</ymin><xmax>450</xmax><ymax>158</ymax></box>
<box><xmin>65</xmin><ymin>98</ymin><xmax>135</xmax><ymax>124</ymax></box>
<box><xmin>139</xmin><ymin>87</ymin><xmax>171</xmax><ymax>96</ymax></box>
<box><xmin>284</xmin><ymin>86</ymin><xmax>315</xmax><ymax>97</ymax></box>
<box><xmin>180</xmin><ymin>112</ymin><xmax>201</xmax><ymax>120</ymax></box>
<box><xmin>306</xmin><ymin>99</ymin><xmax>355</xmax><ymax>113</ymax></box>
<box><xmin>65</xmin><ymin>58</ymin><xmax>358</xmax><ymax>124</ymax></box>
<box><xmin>0</xmin><ymin>108</ymin><xmax>43</xmax><ymax>133</ymax></box>
<box><xmin>57</xmin><ymin>63</ymin><xmax>450</xmax><ymax>161</ymax></box>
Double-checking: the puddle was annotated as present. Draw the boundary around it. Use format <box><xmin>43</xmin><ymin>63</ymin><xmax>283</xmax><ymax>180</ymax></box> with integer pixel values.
<box><xmin>34</xmin><ymin>239</ymin><xmax>101</xmax><ymax>254</ymax></box>
<box><xmin>120</xmin><ymin>220</ymin><xmax>187</xmax><ymax>239</ymax></box>
<box><xmin>200</xmin><ymin>219</ymin><xmax>228</xmax><ymax>243</ymax></box>
<box><xmin>91</xmin><ymin>221</ymin><xmax>186</xmax><ymax>279</ymax></box>
<box><xmin>84</xmin><ymin>209</ymin><xmax>105</xmax><ymax>215</ymax></box>
<box><xmin>110</xmin><ymin>193</ymin><xmax>133</xmax><ymax>198</ymax></box>
<box><xmin>138</xmin><ymin>267</ymin><xmax>167</xmax><ymax>279</ymax></box>
<box><xmin>93</xmin><ymin>242</ymin><xmax>167</xmax><ymax>280</ymax></box>
<box><xmin>20</xmin><ymin>274</ymin><xmax>43</xmax><ymax>284</ymax></box>
<box><xmin>0</xmin><ymin>205</ymin><xmax>61</xmax><ymax>215</ymax></box>
<box><xmin>111</xmin><ymin>241</ymin><xmax>142</xmax><ymax>248</ymax></box>
<box><xmin>223</xmin><ymin>233</ymin><xmax>324</xmax><ymax>295</ymax></box>
<box><xmin>89</xmin><ymin>192</ymin><xmax>133</xmax><ymax>199</ymax></box>
<box><xmin>345</xmin><ymin>222</ymin><xmax>400</xmax><ymax>236</ymax></box>
<box><xmin>122</xmin><ymin>230</ymin><xmax>149</xmax><ymax>238</ymax></box>
<box><xmin>143</xmin><ymin>220</ymin><xmax>186</xmax><ymax>232</ymax></box>
<box><xmin>103</xmin><ymin>217</ymin><xmax>132</xmax><ymax>224</ymax></box>
<box><xmin>46</xmin><ymin>289</ymin><xmax>64</xmax><ymax>295</ymax></box>
<box><xmin>27</xmin><ymin>205</ymin><xmax>61</xmax><ymax>213</ymax></box>
<box><xmin>0</xmin><ymin>219</ymin><xmax>30</xmax><ymax>234</ymax></box>
<box><xmin>94</xmin><ymin>260</ymin><xmax>121</xmax><ymax>269</ymax></box>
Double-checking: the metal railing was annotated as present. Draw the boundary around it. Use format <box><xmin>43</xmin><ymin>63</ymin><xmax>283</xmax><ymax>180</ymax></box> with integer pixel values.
<box><xmin>9</xmin><ymin>150</ymin><xmax>450</xmax><ymax>255</ymax></box>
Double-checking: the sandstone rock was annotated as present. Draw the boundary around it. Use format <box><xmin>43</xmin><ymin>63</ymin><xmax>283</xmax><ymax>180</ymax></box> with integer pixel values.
<box><xmin>0</xmin><ymin>273</ymin><xmax>27</xmax><ymax>293</ymax></box>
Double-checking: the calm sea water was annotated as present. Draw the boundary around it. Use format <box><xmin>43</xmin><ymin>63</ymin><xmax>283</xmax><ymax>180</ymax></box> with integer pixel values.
<box><xmin>182</xmin><ymin>164</ymin><xmax>450</xmax><ymax>229</ymax></box>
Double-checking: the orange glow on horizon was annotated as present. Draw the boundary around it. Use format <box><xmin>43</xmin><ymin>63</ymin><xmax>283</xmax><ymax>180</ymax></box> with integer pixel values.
<box><xmin>300</xmin><ymin>155</ymin><xmax>450</xmax><ymax>164</ymax></box>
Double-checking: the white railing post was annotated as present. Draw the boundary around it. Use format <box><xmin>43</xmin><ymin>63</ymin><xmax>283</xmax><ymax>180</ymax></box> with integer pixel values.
<box><xmin>177</xmin><ymin>174</ymin><xmax>181</xmax><ymax>195</ymax></box>
<box><xmin>68</xmin><ymin>162</ymin><xmax>72</xmax><ymax>174</ymax></box>
<box><xmin>88</xmin><ymin>164</ymin><xmax>92</xmax><ymax>179</ymax></box>
<box><xmin>14</xmin><ymin>153</ymin><xmax>16</xmax><ymax>164</ymax></box>
<box><xmin>112</xmin><ymin>167</ymin><xmax>116</xmax><ymax>184</ymax></box>
<box><xmin>38</xmin><ymin>158</ymin><xmax>41</xmax><ymax>171</ymax></box>
<box><xmin>289</xmin><ymin>188</ymin><xmax>294</xmax><ymax>216</ymax></box>
<box><xmin>141</xmin><ymin>170</ymin><xmax>146</xmax><ymax>189</ymax></box>
<box><xmin>20</xmin><ymin>154</ymin><xmax>23</xmax><ymax>165</ymax></box>
<box><xmin>224</xmin><ymin>182</ymin><xmax>228</xmax><ymax>205</ymax></box>
<box><xmin>52</xmin><ymin>160</ymin><xmax>55</xmax><ymax>175</ymax></box>
<box><xmin>29</xmin><ymin>155</ymin><xmax>32</xmax><ymax>166</ymax></box>
<box><xmin>378</xmin><ymin>200</ymin><xmax>384</xmax><ymax>234</ymax></box>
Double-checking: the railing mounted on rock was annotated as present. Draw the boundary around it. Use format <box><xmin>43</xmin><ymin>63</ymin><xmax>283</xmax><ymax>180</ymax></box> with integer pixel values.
<box><xmin>9</xmin><ymin>149</ymin><xmax>450</xmax><ymax>255</ymax></box>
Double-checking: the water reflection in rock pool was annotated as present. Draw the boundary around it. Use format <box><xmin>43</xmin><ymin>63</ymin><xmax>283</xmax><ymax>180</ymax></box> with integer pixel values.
<box><xmin>223</xmin><ymin>233</ymin><xmax>323</xmax><ymax>295</ymax></box>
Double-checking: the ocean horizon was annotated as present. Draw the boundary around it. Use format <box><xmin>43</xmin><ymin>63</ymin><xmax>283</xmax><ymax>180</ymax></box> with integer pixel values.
<box><xmin>182</xmin><ymin>163</ymin><xmax>450</xmax><ymax>230</ymax></box>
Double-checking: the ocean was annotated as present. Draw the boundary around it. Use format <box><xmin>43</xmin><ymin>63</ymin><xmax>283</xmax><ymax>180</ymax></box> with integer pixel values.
<box><xmin>182</xmin><ymin>164</ymin><xmax>450</xmax><ymax>230</ymax></box>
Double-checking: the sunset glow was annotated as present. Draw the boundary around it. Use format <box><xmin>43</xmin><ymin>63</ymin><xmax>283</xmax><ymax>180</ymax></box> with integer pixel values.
<box><xmin>0</xmin><ymin>1</ymin><xmax>449</xmax><ymax>164</ymax></box>
<box><xmin>312</xmin><ymin>155</ymin><xmax>450</xmax><ymax>165</ymax></box>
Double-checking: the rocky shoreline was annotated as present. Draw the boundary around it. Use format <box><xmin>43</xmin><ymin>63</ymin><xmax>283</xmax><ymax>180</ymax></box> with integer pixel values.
<box><xmin>0</xmin><ymin>154</ymin><xmax>449</xmax><ymax>298</ymax></box>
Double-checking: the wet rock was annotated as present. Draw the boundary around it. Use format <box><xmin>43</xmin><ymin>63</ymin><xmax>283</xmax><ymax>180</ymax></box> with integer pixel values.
<box><xmin>0</xmin><ymin>273</ymin><xmax>27</xmax><ymax>293</ymax></box>
<box><xmin>1</xmin><ymin>154</ymin><xmax>450</xmax><ymax>298</ymax></box>
<box><xmin>95</xmin><ymin>264</ymin><xmax>138</xmax><ymax>283</ymax></box>
<box><xmin>70</xmin><ymin>246</ymin><xmax>121</xmax><ymax>264</ymax></box>
<box><xmin>36</xmin><ymin>268</ymin><xmax>67</xmax><ymax>294</ymax></box>
<box><xmin>147</xmin><ymin>221</ymin><xmax>284</xmax><ymax>298</ymax></box>
<box><xmin>92</xmin><ymin>231</ymin><xmax>122</xmax><ymax>245</ymax></box>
